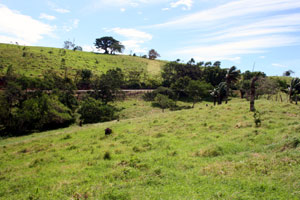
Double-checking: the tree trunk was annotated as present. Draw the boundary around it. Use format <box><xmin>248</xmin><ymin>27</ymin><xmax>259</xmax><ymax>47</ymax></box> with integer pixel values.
<box><xmin>240</xmin><ymin>90</ymin><xmax>245</xmax><ymax>99</ymax></box>
<box><xmin>213</xmin><ymin>98</ymin><xmax>216</xmax><ymax>106</ymax></box>
<box><xmin>192</xmin><ymin>101</ymin><xmax>195</xmax><ymax>108</ymax></box>
<box><xmin>250</xmin><ymin>76</ymin><xmax>258</xmax><ymax>112</ymax></box>
<box><xmin>226</xmin><ymin>81</ymin><xmax>230</xmax><ymax>104</ymax></box>
<box><xmin>289</xmin><ymin>86</ymin><xmax>293</xmax><ymax>103</ymax></box>
<box><xmin>218</xmin><ymin>96</ymin><xmax>222</xmax><ymax>105</ymax></box>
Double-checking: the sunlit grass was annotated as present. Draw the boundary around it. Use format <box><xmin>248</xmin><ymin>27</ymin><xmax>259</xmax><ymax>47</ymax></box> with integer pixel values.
<box><xmin>0</xmin><ymin>98</ymin><xmax>299</xmax><ymax>199</ymax></box>
<box><xmin>0</xmin><ymin>43</ymin><xmax>166</xmax><ymax>78</ymax></box>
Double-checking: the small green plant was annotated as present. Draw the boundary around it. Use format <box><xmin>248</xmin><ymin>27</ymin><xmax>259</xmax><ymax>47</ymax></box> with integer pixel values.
<box><xmin>253</xmin><ymin>111</ymin><xmax>261</xmax><ymax>127</ymax></box>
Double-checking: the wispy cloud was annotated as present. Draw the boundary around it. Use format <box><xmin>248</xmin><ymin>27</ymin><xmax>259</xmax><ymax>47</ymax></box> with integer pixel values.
<box><xmin>0</xmin><ymin>4</ymin><xmax>55</xmax><ymax>45</ymax></box>
<box><xmin>152</xmin><ymin>0</ymin><xmax>300</xmax><ymax>29</ymax></box>
<box><xmin>105</xmin><ymin>27</ymin><xmax>152</xmax><ymax>53</ymax></box>
<box><xmin>172</xmin><ymin>35</ymin><xmax>299</xmax><ymax>61</ymax></box>
<box><xmin>272</xmin><ymin>63</ymin><xmax>288</xmax><ymax>68</ymax></box>
<box><xmin>85</xmin><ymin>0</ymin><xmax>168</xmax><ymax>11</ymax></box>
<box><xmin>170</xmin><ymin>0</ymin><xmax>193</xmax><ymax>10</ymax></box>
<box><xmin>39</xmin><ymin>13</ymin><xmax>56</xmax><ymax>20</ymax></box>
<box><xmin>47</xmin><ymin>1</ymin><xmax>70</xmax><ymax>14</ymax></box>
<box><xmin>148</xmin><ymin>0</ymin><xmax>300</xmax><ymax>61</ymax></box>
<box><xmin>54</xmin><ymin>8</ymin><xmax>70</xmax><ymax>14</ymax></box>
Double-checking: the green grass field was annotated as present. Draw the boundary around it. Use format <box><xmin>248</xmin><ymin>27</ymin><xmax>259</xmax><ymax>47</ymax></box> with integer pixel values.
<box><xmin>0</xmin><ymin>43</ymin><xmax>166</xmax><ymax>78</ymax></box>
<box><xmin>0</xmin><ymin>98</ymin><xmax>299</xmax><ymax>199</ymax></box>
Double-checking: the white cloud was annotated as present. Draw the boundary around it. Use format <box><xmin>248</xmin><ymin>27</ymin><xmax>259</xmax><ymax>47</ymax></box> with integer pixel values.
<box><xmin>54</xmin><ymin>8</ymin><xmax>70</xmax><ymax>13</ymax></box>
<box><xmin>39</xmin><ymin>13</ymin><xmax>56</xmax><ymax>20</ymax></box>
<box><xmin>85</xmin><ymin>0</ymin><xmax>168</xmax><ymax>10</ymax></box>
<box><xmin>0</xmin><ymin>4</ymin><xmax>55</xmax><ymax>45</ymax></box>
<box><xmin>105</xmin><ymin>28</ymin><xmax>152</xmax><ymax>53</ymax></box>
<box><xmin>152</xmin><ymin>0</ymin><xmax>300</xmax><ymax>28</ymax></box>
<box><xmin>120</xmin><ymin>8</ymin><xmax>126</xmax><ymax>12</ymax></box>
<box><xmin>47</xmin><ymin>2</ymin><xmax>70</xmax><ymax>13</ymax></box>
<box><xmin>162</xmin><ymin>8</ymin><xmax>170</xmax><ymax>11</ymax></box>
<box><xmin>106</xmin><ymin>28</ymin><xmax>152</xmax><ymax>40</ymax></box>
<box><xmin>170</xmin><ymin>0</ymin><xmax>193</xmax><ymax>10</ymax></box>
<box><xmin>272</xmin><ymin>63</ymin><xmax>288</xmax><ymax>68</ymax></box>
<box><xmin>148</xmin><ymin>0</ymin><xmax>300</xmax><ymax>61</ymax></box>
<box><xmin>172</xmin><ymin>35</ymin><xmax>299</xmax><ymax>61</ymax></box>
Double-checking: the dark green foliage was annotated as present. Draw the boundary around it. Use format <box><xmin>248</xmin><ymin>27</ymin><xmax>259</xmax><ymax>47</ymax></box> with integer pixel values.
<box><xmin>288</xmin><ymin>78</ymin><xmax>300</xmax><ymax>104</ymax></box>
<box><xmin>76</xmin><ymin>69</ymin><xmax>92</xmax><ymax>90</ymax></box>
<box><xmin>143</xmin><ymin>87</ymin><xmax>176</xmax><ymax>101</ymax></box>
<box><xmin>171</xmin><ymin>76</ymin><xmax>191</xmax><ymax>98</ymax></box>
<box><xmin>243</xmin><ymin>70</ymin><xmax>266</xmax><ymax>80</ymax></box>
<box><xmin>202</xmin><ymin>65</ymin><xmax>227</xmax><ymax>86</ymax></box>
<box><xmin>162</xmin><ymin>62</ymin><xmax>202</xmax><ymax>87</ymax></box>
<box><xmin>186</xmin><ymin>80</ymin><xmax>213</xmax><ymax>107</ymax></box>
<box><xmin>78</xmin><ymin>98</ymin><xmax>117</xmax><ymax>124</ymax></box>
<box><xmin>93</xmin><ymin>68</ymin><xmax>124</xmax><ymax>103</ymax></box>
<box><xmin>0</xmin><ymin>94</ymin><xmax>75</xmax><ymax>136</ymax></box>
<box><xmin>154</xmin><ymin>94</ymin><xmax>175</xmax><ymax>112</ymax></box>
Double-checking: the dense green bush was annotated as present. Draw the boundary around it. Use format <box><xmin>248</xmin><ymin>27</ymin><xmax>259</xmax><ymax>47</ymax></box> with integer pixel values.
<box><xmin>78</xmin><ymin>98</ymin><xmax>118</xmax><ymax>124</ymax></box>
<box><xmin>0</xmin><ymin>94</ymin><xmax>75</xmax><ymax>136</ymax></box>
<box><xmin>154</xmin><ymin>94</ymin><xmax>175</xmax><ymax>112</ymax></box>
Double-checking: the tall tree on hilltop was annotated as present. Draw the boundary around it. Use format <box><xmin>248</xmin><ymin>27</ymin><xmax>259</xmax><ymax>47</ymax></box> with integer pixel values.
<box><xmin>148</xmin><ymin>49</ymin><xmax>160</xmax><ymax>60</ymax></box>
<box><xmin>95</xmin><ymin>36</ymin><xmax>118</xmax><ymax>54</ymax></box>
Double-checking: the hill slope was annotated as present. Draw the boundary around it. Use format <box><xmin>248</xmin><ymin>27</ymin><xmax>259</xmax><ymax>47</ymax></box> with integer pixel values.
<box><xmin>0</xmin><ymin>98</ymin><xmax>299</xmax><ymax>199</ymax></box>
<box><xmin>0</xmin><ymin>43</ymin><xmax>166</xmax><ymax>77</ymax></box>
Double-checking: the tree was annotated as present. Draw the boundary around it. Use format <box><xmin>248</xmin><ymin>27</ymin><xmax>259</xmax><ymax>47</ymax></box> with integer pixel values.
<box><xmin>288</xmin><ymin>78</ymin><xmax>300</xmax><ymax>104</ymax></box>
<box><xmin>64</xmin><ymin>40</ymin><xmax>75</xmax><ymax>50</ymax></box>
<box><xmin>73</xmin><ymin>46</ymin><xmax>83</xmax><ymax>51</ymax></box>
<box><xmin>110</xmin><ymin>42</ymin><xmax>125</xmax><ymax>54</ymax></box>
<box><xmin>250</xmin><ymin>76</ymin><xmax>259</xmax><ymax>112</ymax></box>
<box><xmin>78</xmin><ymin>98</ymin><xmax>117</xmax><ymax>124</ymax></box>
<box><xmin>95</xmin><ymin>36</ymin><xmax>119</xmax><ymax>54</ymax></box>
<box><xmin>283</xmin><ymin>70</ymin><xmax>294</xmax><ymax>77</ymax></box>
<box><xmin>148</xmin><ymin>49</ymin><xmax>160</xmax><ymax>60</ymax></box>
<box><xmin>225</xmin><ymin>66</ymin><xmax>240</xmax><ymax>103</ymax></box>
<box><xmin>154</xmin><ymin>94</ymin><xmax>175</xmax><ymax>112</ymax></box>
<box><xmin>93</xmin><ymin>68</ymin><xmax>124</xmax><ymax>103</ymax></box>
<box><xmin>186</xmin><ymin>80</ymin><xmax>212</xmax><ymax>108</ymax></box>
<box><xmin>211</xmin><ymin>82</ymin><xmax>227</xmax><ymax>105</ymax></box>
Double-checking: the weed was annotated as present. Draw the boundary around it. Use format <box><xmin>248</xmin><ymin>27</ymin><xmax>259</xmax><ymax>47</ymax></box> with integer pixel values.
<box><xmin>103</xmin><ymin>152</ymin><xmax>111</xmax><ymax>160</ymax></box>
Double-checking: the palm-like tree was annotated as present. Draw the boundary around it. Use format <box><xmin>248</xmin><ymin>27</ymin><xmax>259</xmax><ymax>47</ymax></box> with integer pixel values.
<box><xmin>225</xmin><ymin>66</ymin><xmax>240</xmax><ymax>103</ymax></box>
<box><xmin>210</xmin><ymin>82</ymin><xmax>227</xmax><ymax>105</ymax></box>
<box><xmin>289</xmin><ymin>78</ymin><xmax>300</xmax><ymax>104</ymax></box>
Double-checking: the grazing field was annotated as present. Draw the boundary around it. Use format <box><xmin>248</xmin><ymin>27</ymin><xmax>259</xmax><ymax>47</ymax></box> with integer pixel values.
<box><xmin>0</xmin><ymin>43</ymin><xmax>166</xmax><ymax>77</ymax></box>
<box><xmin>0</xmin><ymin>98</ymin><xmax>299</xmax><ymax>199</ymax></box>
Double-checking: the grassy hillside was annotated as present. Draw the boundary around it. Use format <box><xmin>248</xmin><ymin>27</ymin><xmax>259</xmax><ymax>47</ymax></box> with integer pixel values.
<box><xmin>0</xmin><ymin>43</ymin><xmax>166</xmax><ymax>78</ymax></box>
<box><xmin>0</xmin><ymin>98</ymin><xmax>299</xmax><ymax>199</ymax></box>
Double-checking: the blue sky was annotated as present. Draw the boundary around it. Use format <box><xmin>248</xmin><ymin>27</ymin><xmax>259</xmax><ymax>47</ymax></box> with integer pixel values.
<box><xmin>0</xmin><ymin>0</ymin><xmax>300</xmax><ymax>76</ymax></box>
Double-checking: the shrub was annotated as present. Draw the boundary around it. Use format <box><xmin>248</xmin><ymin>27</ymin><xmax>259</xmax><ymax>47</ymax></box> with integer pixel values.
<box><xmin>78</xmin><ymin>98</ymin><xmax>117</xmax><ymax>124</ymax></box>
<box><xmin>154</xmin><ymin>94</ymin><xmax>175</xmax><ymax>112</ymax></box>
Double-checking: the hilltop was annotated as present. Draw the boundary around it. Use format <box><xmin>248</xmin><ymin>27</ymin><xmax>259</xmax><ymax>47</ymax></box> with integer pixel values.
<box><xmin>0</xmin><ymin>43</ymin><xmax>166</xmax><ymax>78</ymax></box>
<box><xmin>0</xmin><ymin>98</ymin><xmax>299</xmax><ymax>199</ymax></box>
